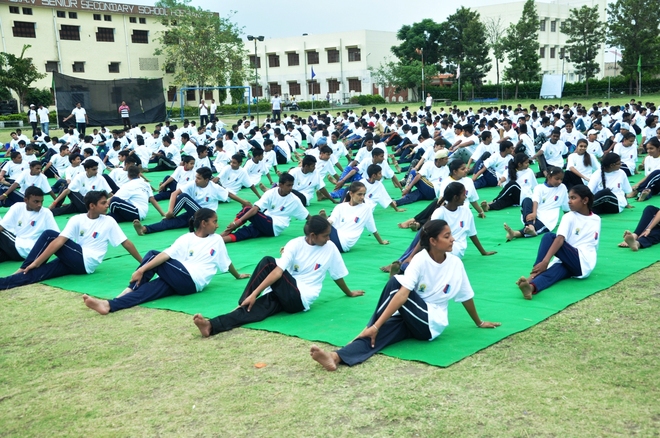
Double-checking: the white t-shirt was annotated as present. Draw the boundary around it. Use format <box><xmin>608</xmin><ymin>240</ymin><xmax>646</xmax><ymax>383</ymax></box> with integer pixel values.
<box><xmin>214</xmin><ymin>151</ymin><xmax>231</xmax><ymax>170</ymax></box>
<box><xmin>419</xmin><ymin>162</ymin><xmax>449</xmax><ymax>188</ymax></box>
<box><xmin>430</xmin><ymin>205</ymin><xmax>476</xmax><ymax>258</ymax></box>
<box><xmin>255</xmin><ymin>187</ymin><xmax>309</xmax><ymax>236</ymax></box>
<box><xmin>435</xmin><ymin>176</ymin><xmax>479</xmax><ymax>205</ymax></box>
<box><xmin>64</xmin><ymin>165</ymin><xmax>84</xmax><ymax>182</ymax></box>
<box><xmin>159</xmin><ymin>144</ymin><xmax>182</xmax><ymax>166</ymax></box>
<box><xmin>271</xmin><ymin>97</ymin><xmax>282</xmax><ymax>111</ymax></box>
<box><xmin>504</xmin><ymin>168</ymin><xmax>538</xmax><ymax>202</ymax></box>
<box><xmin>243</xmin><ymin>159</ymin><xmax>267</xmax><ymax>185</ymax></box>
<box><xmin>395</xmin><ymin>250</ymin><xmax>474</xmax><ymax>339</ymax></box>
<box><xmin>540</xmin><ymin>140</ymin><xmax>568</xmax><ymax>167</ymax></box>
<box><xmin>289</xmin><ymin>167</ymin><xmax>322</xmax><ymax>205</ymax></box>
<box><xmin>643</xmin><ymin>155</ymin><xmax>660</xmax><ymax>175</ymax></box>
<box><xmin>588</xmin><ymin>170</ymin><xmax>632</xmax><ymax>212</ymax></box>
<box><xmin>552</xmin><ymin>211</ymin><xmax>601</xmax><ymax>278</ymax></box>
<box><xmin>13</xmin><ymin>171</ymin><xmax>51</xmax><ymax>195</ymax></box>
<box><xmin>531</xmin><ymin>183</ymin><xmax>569</xmax><ymax>230</ymax></box>
<box><xmin>357</xmin><ymin>158</ymin><xmax>394</xmax><ymax>179</ymax></box>
<box><xmin>171</xmin><ymin>166</ymin><xmax>195</xmax><ymax>187</ymax></box>
<box><xmin>113</xmin><ymin>178</ymin><xmax>154</xmax><ymax>220</ymax></box>
<box><xmin>566</xmin><ymin>153</ymin><xmax>600</xmax><ymax>184</ymax></box>
<box><xmin>612</xmin><ymin>143</ymin><xmax>637</xmax><ymax>175</ymax></box>
<box><xmin>2</xmin><ymin>161</ymin><xmax>26</xmax><ymax>179</ymax></box>
<box><xmin>199</xmin><ymin>103</ymin><xmax>208</xmax><ymax>116</ymax></box>
<box><xmin>179</xmin><ymin>181</ymin><xmax>229</xmax><ymax>210</ymax></box>
<box><xmin>586</xmin><ymin>140</ymin><xmax>604</xmax><ymax>159</ymax></box>
<box><xmin>272</xmin><ymin>236</ymin><xmax>348</xmax><ymax>310</ymax></box>
<box><xmin>482</xmin><ymin>153</ymin><xmax>513</xmax><ymax>180</ymax></box>
<box><xmin>217</xmin><ymin>166</ymin><xmax>253</xmax><ymax>194</ymax></box>
<box><xmin>164</xmin><ymin>232</ymin><xmax>231</xmax><ymax>292</ymax></box>
<box><xmin>328</xmin><ymin>202</ymin><xmax>378</xmax><ymax>252</ymax></box>
<box><xmin>49</xmin><ymin>154</ymin><xmax>71</xmax><ymax>175</ymax></box>
<box><xmin>361</xmin><ymin>178</ymin><xmax>392</xmax><ymax>209</ymax></box>
<box><xmin>0</xmin><ymin>203</ymin><xmax>59</xmax><ymax>258</ymax></box>
<box><xmin>72</xmin><ymin>107</ymin><xmax>87</xmax><ymax>123</ymax></box>
<box><xmin>109</xmin><ymin>168</ymin><xmax>129</xmax><ymax>187</ymax></box>
<box><xmin>60</xmin><ymin>214</ymin><xmax>127</xmax><ymax>274</ymax></box>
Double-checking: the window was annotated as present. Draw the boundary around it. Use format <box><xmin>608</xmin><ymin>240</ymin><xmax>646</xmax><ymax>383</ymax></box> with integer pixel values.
<box><xmin>96</xmin><ymin>27</ymin><xmax>114</xmax><ymax>42</ymax></box>
<box><xmin>328</xmin><ymin>79</ymin><xmax>339</xmax><ymax>94</ymax></box>
<box><xmin>269</xmin><ymin>82</ymin><xmax>281</xmax><ymax>96</ymax></box>
<box><xmin>129</xmin><ymin>17</ymin><xmax>137</xmax><ymax>23</ymax></box>
<box><xmin>251</xmin><ymin>85</ymin><xmax>263</xmax><ymax>97</ymax></box>
<box><xmin>139</xmin><ymin>18</ymin><xmax>146</xmax><ymax>24</ymax></box>
<box><xmin>204</xmin><ymin>90</ymin><xmax>213</xmax><ymax>100</ymax></box>
<box><xmin>539</xmin><ymin>47</ymin><xmax>545</xmax><ymax>58</ymax></box>
<box><xmin>249</xmin><ymin>55</ymin><xmax>261</xmax><ymax>69</ymax></box>
<box><xmin>550</xmin><ymin>47</ymin><xmax>556</xmax><ymax>58</ymax></box>
<box><xmin>68</xmin><ymin>12</ymin><xmax>77</xmax><ymax>18</ymax></box>
<box><xmin>307</xmin><ymin>51</ymin><xmax>319</xmax><ymax>65</ymax></box>
<box><xmin>268</xmin><ymin>54</ymin><xmax>280</xmax><ymax>68</ymax></box>
<box><xmin>60</xmin><ymin>25</ymin><xmax>80</xmax><ymax>41</ymax></box>
<box><xmin>560</xmin><ymin>47</ymin><xmax>566</xmax><ymax>59</ymax></box>
<box><xmin>327</xmin><ymin>49</ymin><xmax>339</xmax><ymax>63</ymax></box>
<box><xmin>550</xmin><ymin>21</ymin><xmax>556</xmax><ymax>32</ymax></box>
<box><xmin>108</xmin><ymin>62</ymin><xmax>120</xmax><ymax>73</ymax></box>
<box><xmin>56</xmin><ymin>11</ymin><xmax>65</xmax><ymax>18</ymax></box>
<box><xmin>348</xmin><ymin>78</ymin><xmax>361</xmax><ymax>92</ymax></box>
<box><xmin>287</xmin><ymin>52</ymin><xmax>299</xmax><ymax>66</ymax></box>
<box><xmin>288</xmin><ymin>82</ymin><xmax>301</xmax><ymax>96</ymax></box>
<box><xmin>104</xmin><ymin>15</ymin><xmax>111</xmax><ymax>22</ymax></box>
<box><xmin>72</xmin><ymin>62</ymin><xmax>85</xmax><ymax>73</ymax></box>
<box><xmin>308</xmin><ymin>80</ymin><xmax>320</xmax><ymax>95</ymax></box>
<box><xmin>22</xmin><ymin>8</ymin><xmax>32</xmax><ymax>15</ymax></box>
<box><xmin>45</xmin><ymin>61</ymin><xmax>59</xmax><ymax>73</ymax></box>
<box><xmin>12</xmin><ymin>21</ymin><xmax>36</xmax><ymax>38</ymax></box>
<box><xmin>131</xmin><ymin>30</ymin><xmax>148</xmax><ymax>44</ymax></box>
<box><xmin>186</xmin><ymin>89</ymin><xmax>196</xmax><ymax>101</ymax></box>
<box><xmin>93</xmin><ymin>14</ymin><xmax>101</xmax><ymax>20</ymax></box>
<box><xmin>348</xmin><ymin>47</ymin><xmax>361</xmax><ymax>62</ymax></box>
<box><xmin>165</xmin><ymin>63</ymin><xmax>175</xmax><ymax>74</ymax></box>
<box><xmin>540</xmin><ymin>20</ymin><xmax>546</xmax><ymax>32</ymax></box>
<box><xmin>9</xmin><ymin>6</ymin><xmax>19</xmax><ymax>14</ymax></box>
<box><xmin>167</xmin><ymin>86</ymin><xmax>177</xmax><ymax>101</ymax></box>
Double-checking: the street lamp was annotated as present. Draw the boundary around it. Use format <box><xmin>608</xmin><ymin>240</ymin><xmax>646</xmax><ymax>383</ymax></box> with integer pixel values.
<box><xmin>247</xmin><ymin>35</ymin><xmax>264</xmax><ymax>126</ymax></box>
<box><xmin>559</xmin><ymin>53</ymin><xmax>570</xmax><ymax>106</ymax></box>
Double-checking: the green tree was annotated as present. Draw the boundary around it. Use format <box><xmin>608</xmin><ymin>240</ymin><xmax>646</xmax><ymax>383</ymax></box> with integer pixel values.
<box><xmin>484</xmin><ymin>17</ymin><xmax>506</xmax><ymax>95</ymax></box>
<box><xmin>154</xmin><ymin>0</ymin><xmax>248</xmax><ymax>104</ymax></box>
<box><xmin>606</xmin><ymin>0</ymin><xmax>660</xmax><ymax>94</ymax></box>
<box><xmin>502</xmin><ymin>0</ymin><xmax>541</xmax><ymax>99</ymax></box>
<box><xmin>561</xmin><ymin>5</ymin><xmax>605</xmax><ymax>96</ymax></box>
<box><xmin>0</xmin><ymin>45</ymin><xmax>46</xmax><ymax>109</ymax></box>
<box><xmin>25</xmin><ymin>88</ymin><xmax>54</xmax><ymax>107</ymax></box>
<box><xmin>437</xmin><ymin>7</ymin><xmax>491</xmax><ymax>98</ymax></box>
<box><xmin>391</xmin><ymin>19</ymin><xmax>443</xmax><ymax>66</ymax></box>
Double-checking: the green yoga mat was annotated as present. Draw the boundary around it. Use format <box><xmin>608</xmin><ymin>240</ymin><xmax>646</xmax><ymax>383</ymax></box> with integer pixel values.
<box><xmin>0</xmin><ymin>164</ymin><xmax>657</xmax><ymax>367</ymax></box>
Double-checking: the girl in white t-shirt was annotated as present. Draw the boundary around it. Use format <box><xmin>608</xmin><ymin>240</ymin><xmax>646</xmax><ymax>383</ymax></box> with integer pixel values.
<box><xmin>83</xmin><ymin>209</ymin><xmax>250</xmax><ymax>315</ymax></box>
<box><xmin>482</xmin><ymin>153</ymin><xmax>537</xmax><ymax>212</ymax></box>
<box><xmin>504</xmin><ymin>166</ymin><xmax>569</xmax><ymax>241</ymax></box>
<box><xmin>564</xmin><ymin>139</ymin><xmax>600</xmax><ymax>190</ymax></box>
<box><xmin>631</xmin><ymin>138</ymin><xmax>660</xmax><ymax>201</ymax></box>
<box><xmin>193</xmin><ymin>215</ymin><xmax>364</xmax><ymax>337</ymax></box>
<box><xmin>310</xmin><ymin>219</ymin><xmax>500</xmax><ymax>371</ymax></box>
<box><xmin>612</xmin><ymin>132</ymin><xmax>637</xmax><ymax>176</ymax></box>
<box><xmin>323</xmin><ymin>182</ymin><xmax>389</xmax><ymax>253</ymax></box>
<box><xmin>588</xmin><ymin>153</ymin><xmax>633</xmax><ymax>215</ymax></box>
<box><xmin>517</xmin><ymin>185</ymin><xmax>601</xmax><ymax>300</ymax></box>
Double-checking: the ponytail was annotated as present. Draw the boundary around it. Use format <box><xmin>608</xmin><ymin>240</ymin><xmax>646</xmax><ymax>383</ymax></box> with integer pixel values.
<box><xmin>443</xmin><ymin>182</ymin><xmax>465</xmax><ymax>205</ymax></box>
<box><xmin>510</xmin><ymin>153</ymin><xmax>528</xmax><ymax>182</ymax></box>
<box><xmin>600</xmin><ymin>152</ymin><xmax>621</xmax><ymax>190</ymax></box>
<box><xmin>343</xmin><ymin>181</ymin><xmax>365</xmax><ymax>203</ymax></box>
<box><xmin>419</xmin><ymin>219</ymin><xmax>449</xmax><ymax>251</ymax></box>
<box><xmin>189</xmin><ymin>208</ymin><xmax>216</xmax><ymax>232</ymax></box>
<box><xmin>577</xmin><ymin>138</ymin><xmax>591</xmax><ymax>168</ymax></box>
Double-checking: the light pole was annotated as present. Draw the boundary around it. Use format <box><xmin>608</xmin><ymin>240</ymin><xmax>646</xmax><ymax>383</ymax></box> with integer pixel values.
<box><xmin>559</xmin><ymin>54</ymin><xmax>570</xmax><ymax>106</ymax></box>
<box><xmin>247</xmin><ymin>35</ymin><xmax>264</xmax><ymax>126</ymax></box>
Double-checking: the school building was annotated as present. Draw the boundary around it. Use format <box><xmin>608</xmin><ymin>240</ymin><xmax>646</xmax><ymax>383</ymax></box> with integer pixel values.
<box><xmin>476</xmin><ymin>0</ymin><xmax>608</xmax><ymax>85</ymax></box>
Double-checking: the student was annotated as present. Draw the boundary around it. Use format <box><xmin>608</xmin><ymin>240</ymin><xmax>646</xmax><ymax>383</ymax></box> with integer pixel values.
<box><xmin>321</xmin><ymin>181</ymin><xmax>389</xmax><ymax>253</ymax></box>
<box><xmin>434</xmin><ymin>160</ymin><xmax>486</xmax><ymax>218</ymax></box>
<box><xmin>83</xmin><ymin>208</ymin><xmax>250</xmax><ymax>315</ymax></box>
<box><xmin>104</xmin><ymin>140</ymin><xmax>122</xmax><ymax>168</ymax></box>
<box><xmin>532</xmin><ymin>129</ymin><xmax>567</xmax><ymax>175</ymax></box>
<box><xmin>222</xmin><ymin>173</ymin><xmax>310</xmax><ymax>243</ymax></box>
<box><xmin>631</xmin><ymin>137</ymin><xmax>660</xmax><ymax>201</ymax></box>
<box><xmin>0</xmin><ymin>151</ymin><xmax>25</xmax><ymax>185</ymax></box>
<box><xmin>193</xmin><ymin>145</ymin><xmax>211</xmax><ymax>170</ymax></box>
<box><xmin>482</xmin><ymin>153</ymin><xmax>537</xmax><ymax>212</ymax></box>
<box><xmin>108</xmin><ymin>166</ymin><xmax>166</xmax><ymax>222</ymax></box>
<box><xmin>152</xmin><ymin>136</ymin><xmax>181</xmax><ymax>172</ymax></box>
<box><xmin>0</xmin><ymin>187</ymin><xmax>59</xmax><ymax>263</ymax></box>
<box><xmin>243</xmin><ymin>147</ymin><xmax>269</xmax><ymax>194</ymax></box>
<box><xmin>612</xmin><ymin>132</ymin><xmax>638</xmax><ymax>176</ymax></box>
<box><xmin>41</xmin><ymin>145</ymin><xmax>70</xmax><ymax>179</ymax></box>
<box><xmin>587</xmin><ymin>153</ymin><xmax>633</xmax><ymax>215</ymax></box>
<box><xmin>215</xmin><ymin>154</ymin><xmax>261</xmax><ymax>198</ymax></box>
<box><xmin>0</xmin><ymin>161</ymin><xmax>55</xmax><ymax>207</ymax></box>
<box><xmin>310</xmin><ymin>219</ymin><xmax>500</xmax><ymax>371</ymax></box>
<box><xmin>361</xmin><ymin>164</ymin><xmax>406</xmax><ymax>212</ymax></box>
<box><xmin>471</xmin><ymin>141</ymin><xmax>514</xmax><ymax>189</ymax></box>
<box><xmin>517</xmin><ymin>185</ymin><xmax>600</xmax><ymax>300</ymax></box>
<box><xmin>289</xmin><ymin>155</ymin><xmax>336</xmax><ymax>206</ymax></box>
<box><xmin>134</xmin><ymin>167</ymin><xmax>248</xmax><ymax>235</ymax></box>
<box><xmin>0</xmin><ymin>191</ymin><xmax>142</xmax><ymax>290</ymax></box>
<box><xmin>154</xmin><ymin>156</ymin><xmax>196</xmax><ymax>201</ymax></box>
<box><xmin>50</xmin><ymin>160</ymin><xmax>113</xmax><ymax>216</ymax></box>
<box><xmin>619</xmin><ymin>205</ymin><xmax>660</xmax><ymax>251</ymax></box>
<box><xmin>563</xmin><ymin>139</ymin><xmax>600</xmax><ymax>191</ymax></box>
<box><xmin>395</xmin><ymin>149</ymin><xmax>449</xmax><ymax>206</ymax></box>
<box><xmin>504</xmin><ymin>166</ymin><xmax>569</xmax><ymax>241</ymax></box>
<box><xmin>193</xmin><ymin>215</ymin><xmax>364</xmax><ymax>337</ymax></box>
<box><xmin>51</xmin><ymin>153</ymin><xmax>84</xmax><ymax>195</ymax></box>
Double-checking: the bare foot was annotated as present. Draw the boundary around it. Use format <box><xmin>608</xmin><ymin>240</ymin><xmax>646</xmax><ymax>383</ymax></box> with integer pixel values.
<box><xmin>193</xmin><ymin>314</ymin><xmax>212</xmax><ymax>337</ymax></box>
<box><xmin>117</xmin><ymin>287</ymin><xmax>133</xmax><ymax>297</ymax></box>
<box><xmin>310</xmin><ymin>345</ymin><xmax>339</xmax><ymax>371</ymax></box>
<box><xmin>481</xmin><ymin>200</ymin><xmax>489</xmax><ymax>212</ymax></box>
<box><xmin>638</xmin><ymin>189</ymin><xmax>651</xmax><ymax>202</ymax></box>
<box><xmin>503</xmin><ymin>223</ymin><xmax>516</xmax><ymax>241</ymax></box>
<box><xmin>318</xmin><ymin>209</ymin><xmax>327</xmax><ymax>218</ymax></box>
<box><xmin>398</xmin><ymin>219</ymin><xmax>414</xmax><ymax>229</ymax></box>
<box><xmin>516</xmin><ymin>277</ymin><xmax>534</xmax><ymax>300</ymax></box>
<box><xmin>617</xmin><ymin>241</ymin><xmax>629</xmax><ymax>248</ymax></box>
<box><xmin>133</xmin><ymin>219</ymin><xmax>146</xmax><ymax>236</ymax></box>
<box><xmin>389</xmin><ymin>261</ymin><xmax>401</xmax><ymax>278</ymax></box>
<box><xmin>409</xmin><ymin>221</ymin><xmax>420</xmax><ymax>232</ymax></box>
<box><xmin>83</xmin><ymin>294</ymin><xmax>110</xmax><ymax>315</ymax></box>
<box><xmin>379</xmin><ymin>264</ymin><xmax>391</xmax><ymax>273</ymax></box>
<box><xmin>624</xmin><ymin>230</ymin><xmax>640</xmax><ymax>251</ymax></box>
<box><xmin>524</xmin><ymin>224</ymin><xmax>537</xmax><ymax>237</ymax></box>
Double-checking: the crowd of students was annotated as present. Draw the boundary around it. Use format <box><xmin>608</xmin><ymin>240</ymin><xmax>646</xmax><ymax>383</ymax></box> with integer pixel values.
<box><xmin>1</xmin><ymin>97</ymin><xmax>659</xmax><ymax>371</ymax></box>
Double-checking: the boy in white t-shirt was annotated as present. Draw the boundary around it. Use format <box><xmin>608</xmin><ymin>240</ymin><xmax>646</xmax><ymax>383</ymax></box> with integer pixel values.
<box><xmin>471</xmin><ymin>141</ymin><xmax>514</xmax><ymax>189</ymax></box>
<box><xmin>154</xmin><ymin>155</ymin><xmax>196</xmax><ymax>201</ymax></box>
<box><xmin>0</xmin><ymin>161</ymin><xmax>55</xmax><ymax>207</ymax></box>
<box><xmin>50</xmin><ymin>159</ymin><xmax>113</xmax><ymax>216</ymax></box>
<box><xmin>108</xmin><ymin>166</ymin><xmax>166</xmax><ymax>222</ymax></box>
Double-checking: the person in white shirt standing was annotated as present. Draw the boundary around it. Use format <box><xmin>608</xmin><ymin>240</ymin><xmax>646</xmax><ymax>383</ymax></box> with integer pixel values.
<box><xmin>271</xmin><ymin>93</ymin><xmax>282</xmax><ymax>121</ymax></box>
<box><xmin>37</xmin><ymin>104</ymin><xmax>50</xmax><ymax>135</ymax></box>
<box><xmin>62</xmin><ymin>102</ymin><xmax>89</xmax><ymax>135</ymax></box>
<box><xmin>424</xmin><ymin>93</ymin><xmax>433</xmax><ymax>113</ymax></box>
<box><xmin>199</xmin><ymin>99</ymin><xmax>209</xmax><ymax>126</ymax></box>
<box><xmin>27</xmin><ymin>104</ymin><xmax>38</xmax><ymax>137</ymax></box>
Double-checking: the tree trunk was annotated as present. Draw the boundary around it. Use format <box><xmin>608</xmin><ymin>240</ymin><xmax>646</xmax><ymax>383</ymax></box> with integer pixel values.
<box><xmin>515</xmin><ymin>81</ymin><xmax>519</xmax><ymax>100</ymax></box>
<box><xmin>495</xmin><ymin>59</ymin><xmax>500</xmax><ymax>99</ymax></box>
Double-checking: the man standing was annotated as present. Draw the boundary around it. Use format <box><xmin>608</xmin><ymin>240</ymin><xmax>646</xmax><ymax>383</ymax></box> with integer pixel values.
<box><xmin>38</xmin><ymin>104</ymin><xmax>50</xmax><ymax>135</ymax></box>
<box><xmin>199</xmin><ymin>99</ymin><xmax>209</xmax><ymax>126</ymax></box>
<box><xmin>425</xmin><ymin>93</ymin><xmax>433</xmax><ymax>113</ymax></box>
<box><xmin>63</xmin><ymin>102</ymin><xmax>88</xmax><ymax>135</ymax></box>
<box><xmin>210</xmin><ymin>99</ymin><xmax>217</xmax><ymax>122</ymax></box>
<box><xmin>27</xmin><ymin>104</ymin><xmax>38</xmax><ymax>137</ymax></box>
<box><xmin>118</xmin><ymin>101</ymin><xmax>130</xmax><ymax>129</ymax></box>
<box><xmin>271</xmin><ymin>93</ymin><xmax>282</xmax><ymax>121</ymax></box>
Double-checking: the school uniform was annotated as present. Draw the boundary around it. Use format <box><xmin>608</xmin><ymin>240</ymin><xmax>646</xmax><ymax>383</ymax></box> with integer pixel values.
<box><xmin>327</xmin><ymin>202</ymin><xmax>378</xmax><ymax>252</ymax></box>
<box><xmin>473</xmin><ymin>153</ymin><xmax>513</xmax><ymax>189</ymax></box>
<box><xmin>519</xmin><ymin>183</ymin><xmax>569</xmax><ymax>236</ymax></box>
<box><xmin>530</xmin><ymin>211</ymin><xmax>601</xmax><ymax>294</ymax></box>
<box><xmin>636</xmin><ymin>155</ymin><xmax>660</xmax><ymax>199</ymax></box>
<box><xmin>243</xmin><ymin>158</ymin><xmax>268</xmax><ymax>186</ymax></box>
<box><xmin>0</xmin><ymin>214</ymin><xmax>127</xmax><ymax>290</ymax></box>
<box><xmin>335</xmin><ymin>250</ymin><xmax>474</xmax><ymax>366</ymax></box>
<box><xmin>588</xmin><ymin>169</ymin><xmax>631</xmax><ymax>214</ymax></box>
<box><xmin>44</xmin><ymin>154</ymin><xmax>70</xmax><ymax>179</ymax></box>
<box><xmin>289</xmin><ymin>167</ymin><xmax>322</xmax><ymax>206</ymax></box>
<box><xmin>155</xmin><ymin>144</ymin><xmax>182</xmax><ymax>170</ymax></box>
<box><xmin>108</xmin><ymin>178</ymin><xmax>154</xmax><ymax>222</ymax></box>
<box><xmin>0</xmin><ymin>203</ymin><xmax>59</xmax><ymax>262</ymax></box>
<box><xmin>361</xmin><ymin>178</ymin><xmax>393</xmax><ymax>209</ymax></box>
<box><xmin>435</xmin><ymin>176</ymin><xmax>479</xmax><ymax>206</ymax></box>
<box><xmin>0</xmin><ymin>170</ymin><xmax>51</xmax><ymax>207</ymax></box>
<box><xmin>217</xmin><ymin>166</ymin><xmax>253</xmax><ymax>194</ymax></box>
<box><xmin>207</xmin><ymin>236</ymin><xmax>348</xmax><ymax>334</ymax></box>
<box><xmin>430</xmin><ymin>205</ymin><xmax>476</xmax><ymax>258</ymax></box>
<box><xmin>488</xmin><ymin>168</ymin><xmax>537</xmax><ymax>211</ymax></box>
<box><xmin>612</xmin><ymin>143</ymin><xmax>637</xmax><ymax>176</ymax></box>
<box><xmin>214</xmin><ymin>151</ymin><xmax>231</xmax><ymax>171</ymax></box>
<box><xmin>154</xmin><ymin>165</ymin><xmax>196</xmax><ymax>201</ymax></box>
<box><xmin>396</xmin><ymin>162</ymin><xmax>448</xmax><ymax>206</ymax></box>
<box><xmin>563</xmin><ymin>152</ymin><xmax>600</xmax><ymax>190</ymax></box>
<box><xmin>107</xmin><ymin>233</ymin><xmax>232</xmax><ymax>312</ymax></box>
<box><xmin>1</xmin><ymin>161</ymin><xmax>26</xmax><ymax>182</ymax></box>
<box><xmin>540</xmin><ymin>140</ymin><xmax>568</xmax><ymax>168</ymax></box>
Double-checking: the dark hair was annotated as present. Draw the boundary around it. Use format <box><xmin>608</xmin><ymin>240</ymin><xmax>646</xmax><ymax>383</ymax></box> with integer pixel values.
<box><xmin>646</xmin><ymin>137</ymin><xmax>660</xmax><ymax>150</ymax></box>
<box><xmin>303</xmin><ymin>215</ymin><xmax>331</xmax><ymax>236</ymax></box>
<box><xmin>319</xmin><ymin>145</ymin><xmax>333</xmax><ymax>155</ymax></box>
<box><xmin>600</xmin><ymin>152</ymin><xmax>621</xmax><ymax>189</ymax></box>
<box><xmin>569</xmin><ymin>184</ymin><xmax>594</xmax><ymax>212</ymax></box>
<box><xmin>499</xmin><ymin>140</ymin><xmax>514</xmax><ymax>153</ymax></box>
<box><xmin>29</xmin><ymin>160</ymin><xmax>42</xmax><ymax>169</ymax></box>
<box><xmin>509</xmin><ymin>153</ymin><xmax>529</xmax><ymax>182</ymax></box>
<box><xmin>10</xmin><ymin>151</ymin><xmax>21</xmax><ymax>160</ymax></box>
<box><xmin>196</xmin><ymin>145</ymin><xmax>207</xmax><ymax>154</ymax></box>
<box><xmin>279</xmin><ymin>172</ymin><xmax>294</xmax><ymax>184</ymax></box>
<box><xmin>343</xmin><ymin>181</ymin><xmax>366</xmax><ymax>203</ymax></box>
<box><xmin>419</xmin><ymin>219</ymin><xmax>450</xmax><ymax>251</ymax></box>
<box><xmin>252</xmin><ymin>147</ymin><xmax>264</xmax><ymax>157</ymax></box>
<box><xmin>196</xmin><ymin>166</ymin><xmax>213</xmax><ymax>180</ymax></box>
<box><xmin>372</xmin><ymin>148</ymin><xmax>385</xmax><ymax>159</ymax></box>
<box><xmin>83</xmin><ymin>190</ymin><xmax>108</xmax><ymax>209</ymax></box>
<box><xmin>59</xmin><ymin>144</ymin><xmax>69</xmax><ymax>152</ymax></box>
<box><xmin>545</xmin><ymin>166</ymin><xmax>564</xmax><ymax>181</ymax></box>
<box><xmin>188</xmin><ymin>208</ymin><xmax>216</xmax><ymax>232</ymax></box>
<box><xmin>181</xmin><ymin>155</ymin><xmax>195</xmax><ymax>164</ymax></box>
<box><xmin>127</xmin><ymin>165</ymin><xmax>140</xmax><ymax>179</ymax></box>
<box><xmin>440</xmin><ymin>182</ymin><xmax>465</xmax><ymax>206</ymax></box>
<box><xmin>24</xmin><ymin>186</ymin><xmax>44</xmax><ymax>199</ymax></box>
<box><xmin>231</xmin><ymin>153</ymin><xmax>243</xmax><ymax>163</ymax></box>
<box><xmin>83</xmin><ymin>160</ymin><xmax>98</xmax><ymax>170</ymax></box>
<box><xmin>69</xmin><ymin>153</ymin><xmax>81</xmax><ymax>163</ymax></box>
<box><xmin>367</xmin><ymin>164</ymin><xmax>382</xmax><ymax>178</ymax></box>
<box><xmin>448</xmin><ymin>159</ymin><xmax>465</xmax><ymax>176</ymax></box>
<box><xmin>576</xmin><ymin>138</ymin><xmax>592</xmax><ymax>168</ymax></box>
<box><xmin>622</xmin><ymin>132</ymin><xmax>636</xmax><ymax>142</ymax></box>
<box><xmin>301</xmin><ymin>155</ymin><xmax>316</xmax><ymax>167</ymax></box>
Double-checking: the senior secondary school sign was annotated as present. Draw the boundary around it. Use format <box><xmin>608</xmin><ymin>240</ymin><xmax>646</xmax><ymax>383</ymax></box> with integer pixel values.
<box><xmin>1</xmin><ymin>0</ymin><xmax>196</xmax><ymax>16</ymax></box>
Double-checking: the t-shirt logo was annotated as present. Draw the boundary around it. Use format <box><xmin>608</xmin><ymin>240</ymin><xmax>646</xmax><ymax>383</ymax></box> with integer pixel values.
<box><xmin>79</xmin><ymin>230</ymin><xmax>85</xmax><ymax>236</ymax></box>
<box><xmin>575</xmin><ymin>228</ymin><xmax>581</xmax><ymax>235</ymax></box>
<box><xmin>92</xmin><ymin>232</ymin><xmax>99</xmax><ymax>239</ymax></box>
<box><xmin>209</xmin><ymin>249</ymin><xmax>216</xmax><ymax>256</ymax></box>
<box><xmin>189</xmin><ymin>250</ymin><xmax>194</xmax><ymax>256</ymax></box>
<box><xmin>18</xmin><ymin>220</ymin><xmax>22</xmax><ymax>227</ymax></box>
<box><xmin>30</xmin><ymin>220</ymin><xmax>35</xmax><ymax>227</ymax></box>
<box><xmin>293</xmin><ymin>264</ymin><xmax>299</xmax><ymax>272</ymax></box>
<box><xmin>279</xmin><ymin>206</ymin><xmax>285</xmax><ymax>211</ymax></box>
<box><xmin>314</xmin><ymin>263</ymin><xmax>321</xmax><ymax>270</ymax></box>
<box><xmin>554</xmin><ymin>195</ymin><xmax>559</xmax><ymax>201</ymax></box>
<box><xmin>443</xmin><ymin>284</ymin><xmax>451</xmax><ymax>294</ymax></box>
<box><xmin>419</xmin><ymin>284</ymin><xmax>427</xmax><ymax>293</ymax></box>
<box><xmin>353</xmin><ymin>217</ymin><xmax>360</xmax><ymax>224</ymax></box>
<box><xmin>205</xmin><ymin>197</ymin><xmax>209</xmax><ymax>202</ymax></box>
<box><xmin>368</xmin><ymin>193</ymin><xmax>373</xmax><ymax>198</ymax></box>
<box><xmin>459</xmin><ymin>221</ymin><xmax>464</xmax><ymax>228</ymax></box>
<box><xmin>594</xmin><ymin>232</ymin><xmax>599</xmax><ymax>240</ymax></box>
